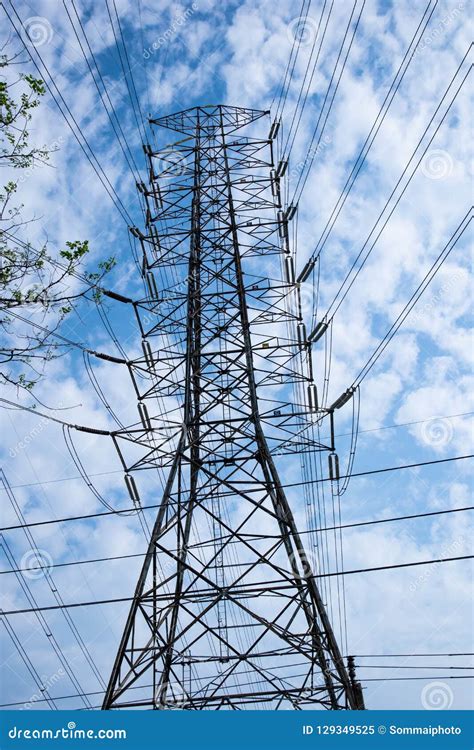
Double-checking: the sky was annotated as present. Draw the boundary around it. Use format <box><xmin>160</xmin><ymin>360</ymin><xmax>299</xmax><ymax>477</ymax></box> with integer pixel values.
<box><xmin>0</xmin><ymin>0</ymin><xmax>472</xmax><ymax>711</ymax></box>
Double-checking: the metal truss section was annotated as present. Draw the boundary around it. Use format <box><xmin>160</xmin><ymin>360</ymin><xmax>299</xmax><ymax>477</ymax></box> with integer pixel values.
<box><xmin>150</xmin><ymin>104</ymin><xmax>269</xmax><ymax>136</ymax></box>
<box><xmin>103</xmin><ymin>105</ymin><xmax>361</xmax><ymax>710</ymax></box>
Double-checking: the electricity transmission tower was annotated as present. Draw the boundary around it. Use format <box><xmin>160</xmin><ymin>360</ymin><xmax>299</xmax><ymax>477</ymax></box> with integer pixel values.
<box><xmin>103</xmin><ymin>105</ymin><xmax>364</xmax><ymax>710</ymax></box>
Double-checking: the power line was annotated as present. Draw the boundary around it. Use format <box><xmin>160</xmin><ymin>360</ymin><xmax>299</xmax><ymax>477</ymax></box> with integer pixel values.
<box><xmin>355</xmin><ymin>664</ymin><xmax>474</xmax><ymax>670</ymax></box>
<box><xmin>291</xmin><ymin>0</ymin><xmax>365</xmax><ymax>203</ymax></box>
<box><xmin>0</xmin><ymin>618</ymin><xmax>58</xmax><ymax>710</ymax></box>
<box><xmin>1</xmin><ymin>520</ymin><xmax>471</xmax><ymax>576</ymax></box>
<box><xmin>273</xmin><ymin>0</ymin><xmax>312</xmax><ymax>119</ymax></box>
<box><xmin>64</xmin><ymin>0</ymin><xmax>143</xmax><ymax>184</ymax></box>
<box><xmin>300</xmin><ymin>46</ymin><xmax>471</xmax><ymax>324</ymax></box>
<box><xmin>0</xmin><ymin>536</ymin><xmax>93</xmax><ymax>708</ymax></box>
<box><xmin>5</xmin><ymin>3</ymin><xmax>136</xmax><ymax>225</ymax></box>
<box><xmin>1</xmin><ymin>412</ymin><xmax>471</xmax><ymax>492</ymax></box>
<box><xmin>352</xmin><ymin>210</ymin><xmax>472</xmax><ymax>386</ymax></box>
<box><xmin>281</xmin><ymin>0</ymin><xmax>336</xmax><ymax>159</ymax></box>
<box><xmin>0</xmin><ymin>471</ymin><xmax>107</xmax><ymax>690</ymax></box>
<box><xmin>1</xmin><ymin>555</ymin><xmax>471</xmax><ymax>616</ymax></box>
<box><xmin>338</xmin><ymin>411</ymin><xmax>473</xmax><ymax>439</ymax></box>
<box><xmin>297</xmin><ymin>0</ymin><xmax>439</xmax><ymax>283</ymax></box>
<box><xmin>284</xmin><ymin>454</ymin><xmax>474</xmax><ymax>488</ymax></box>
<box><xmin>105</xmin><ymin>0</ymin><xmax>147</xmax><ymax>144</ymax></box>
<box><xmin>0</xmin><ymin>396</ymin><xmax>111</xmax><ymax>435</ymax></box>
<box><xmin>360</xmin><ymin>675</ymin><xmax>473</xmax><ymax>682</ymax></box>
<box><xmin>0</xmin><ymin>670</ymin><xmax>471</xmax><ymax>709</ymax></box>
<box><xmin>0</xmin><ymin>458</ymin><xmax>471</xmax><ymax>533</ymax></box>
<box><xmin>327</xmin><ymin>51</ymin><xmax>472</xmax><ymax>319</ymax></box>
<box><xmin>352</xmin><ymin>652</ymin><xmax>474</xmax><ymax>658</ymax></box>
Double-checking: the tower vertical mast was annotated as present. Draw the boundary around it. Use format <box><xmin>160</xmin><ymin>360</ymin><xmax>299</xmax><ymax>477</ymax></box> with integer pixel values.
<box><xmin>103</xmin><ymin>105</ymin><xmax>361</xmax><ymax>710</ymax></box>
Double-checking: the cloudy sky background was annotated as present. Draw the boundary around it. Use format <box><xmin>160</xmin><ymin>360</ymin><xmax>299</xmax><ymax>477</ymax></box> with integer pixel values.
<box><xmin>0</xmin><ymin>0</ymin><xmax>472</xmax><ymax>710</ymax></box>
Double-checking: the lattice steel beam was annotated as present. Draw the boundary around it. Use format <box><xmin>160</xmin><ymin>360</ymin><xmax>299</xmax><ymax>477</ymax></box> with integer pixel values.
<box><xmin>103</xmin><ymin>105</ymin><xmax>362</xmax><ymax>711</ymax></box>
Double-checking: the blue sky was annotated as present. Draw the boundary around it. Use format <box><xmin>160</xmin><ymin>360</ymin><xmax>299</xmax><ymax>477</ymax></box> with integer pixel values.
<box><xmin>0</xmin><ymin>0</ymin><xmax>472</xmax><ymax>710</ymax></box>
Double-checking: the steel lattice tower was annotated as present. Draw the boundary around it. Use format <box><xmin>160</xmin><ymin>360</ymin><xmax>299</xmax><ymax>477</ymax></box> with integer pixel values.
<box><xmin>103</xmin><ymin>105</ymin><xmax>363</xmax><ymax>710</ymax></box>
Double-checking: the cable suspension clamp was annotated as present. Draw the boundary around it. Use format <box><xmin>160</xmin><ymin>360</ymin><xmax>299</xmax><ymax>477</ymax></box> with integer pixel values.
<box><xmin>146</xmin><ymin>271</ymin><xmax>159</xmax><ymax>300</ymax></box>
<box><xmin>138</xmin><ymin>402</ymin><xmax>152</xmax><ymax>431</ymax></box>
<box><xmin>124</xmin><ymin>474</ymin><xmax>141</xmax><ymax>505</ymax></box>
<box><xmin>129</xmin><ymin>226</ymin><xmax>145</xmax><ymax>240</ymax></box>
<box><xmin>328</xmin><ymin>452</ymin><xmax>340</xmax><ymax>482</ymax></box>
<box><xmin>308</xmin><ymin>320</ymin><xmax>329</xmax><ymax>343</ymax></box>
<box><xmin>330</xmin><ymin>386</ymin><xmax>356</xmax><ymax>411</ymax></box>
<box><xmin>297</xmin><ymin>252</ymin><xmax>320</xmax><ymax>284</ymax></box>
<box><xmin>269</xmin><ymin>119</ymin><xmax>281</xmax><ymax>140</ymax></box>
<box><xmin>297</xmin><ymin>322</ymin><xmax>307</xmax><ymax>348</ymax></box>
<box><xmin>102</xmin><ymin>289</ymin><xmax>133</xmax><ymax>304</ymax></box>
<box><xmin>284</xmin><ymin>254</ymin><xmax>295</xmax><ymax>284</ymax></box>
<box><xmin>276</xmin><ymin>158</ymin><xmax>288</xmax><ymax>178</ymax></box>
<box><xmin>142</xmin><ymin>340</ymin><xmax>155</xmax><ymax>371</ymax></box>
<box><xmin>285</xmin><ymin>203</ymin><xmax>297</xmax><ymax>222</ymax></box>
<box><xmin>307</xmin><ymin>383</ymin><xmax>319</xmax><ymax>412</ymax></box>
